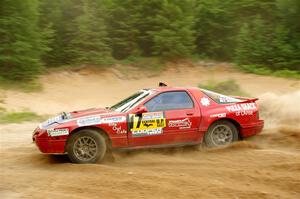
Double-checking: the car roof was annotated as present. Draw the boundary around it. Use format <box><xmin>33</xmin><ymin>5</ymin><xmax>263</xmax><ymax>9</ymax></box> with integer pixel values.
<box><xmin>150</xmin><ymin>86</ymin><xmax>200</xmax><ymax>93</ymax></box>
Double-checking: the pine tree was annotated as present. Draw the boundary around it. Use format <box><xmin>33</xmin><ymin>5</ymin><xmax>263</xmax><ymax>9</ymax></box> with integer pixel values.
<box><xmin>234</xmin><ymin>16</ymin><xmax>273</xmax><ymax>67</ymax></box>
<box><xmin>195</xmin><ymin>0</ymin><xmax>277</xmax><ymax>61</ymax></box>
<box><xmin>39</xmin><ymin>0</ymin><xmax>66</xmax><ymax>66</ymax></box>
<box><xmin>150</xmin><ymin>0</ymin><xmax>196</xmax><ymax>58</ymax></box>
<box><xmin>108</xmin><ymin>0</ymin><xmax>196</xmax><ymax>59</ymax></box>
<box><xmin>270</xmin><ymin>25</ymin><xmax>298</xmax><ymax>70</ymax></box>
<box><xmin>275</xmin><ymin>0</ymin><xmax>300</xmax><ymax>71</ymax></box>
<box><xmin>234</xmin><ymin>23</ymin><xmax>252</xmax><ymax>65</ymax></box>
<box><xmin>134</xmin><ymin>0</ymin><xmax>164</xmax><ymax>56</ymax></box>
<box><xmin>195</xmin><ymin>0</ymin><xmax>235</xmax><ymax>60</ymax></box>
<box><xmin>1</xmin><ymin>0</ymin><xmax>299</xmax><ymax>75</ymax></box>
<box><xmin>67</xmin><ymin>0</ymin><xmax>112</xmax><ymax>65</ymax></box>
<box><xmin>107</xmin><ymin>0</ymin><xmax>141</xmax><ymax>59</ymax></box>
<box><xmin>0</xmin><ymin>0</ymin><xmax>50</xmax><ymax>80</ymax></box>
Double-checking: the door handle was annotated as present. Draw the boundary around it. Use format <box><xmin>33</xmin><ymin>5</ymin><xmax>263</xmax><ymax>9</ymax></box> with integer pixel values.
<box><xmin>186</xmin><ymin>113</ymin><xmax>194</xmax><ymax>116</ymax></box>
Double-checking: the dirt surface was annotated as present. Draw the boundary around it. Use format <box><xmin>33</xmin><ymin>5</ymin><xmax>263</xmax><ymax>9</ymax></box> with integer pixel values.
<box><xmin>0</xmin><ymin>64</ymin><xmax>300</xmax><ymax>199</ymax></box>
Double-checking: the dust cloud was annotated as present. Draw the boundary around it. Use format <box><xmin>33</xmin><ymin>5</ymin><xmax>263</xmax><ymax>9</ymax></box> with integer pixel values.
<box><xmin>259</xmin><ymin>90</ymin><xmax>300</xmax><ymax>128</ymax></box>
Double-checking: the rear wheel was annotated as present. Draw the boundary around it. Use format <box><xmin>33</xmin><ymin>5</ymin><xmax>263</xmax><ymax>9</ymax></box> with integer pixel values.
<box><xmin>204</xmin><ymin>121</ymin><xmax>238</xmax><ymax>147</ymax></box>
<box><xmin>66</xmin><ymin>129</ymin><xmax>107</xmax><ymax>163</ymax></box>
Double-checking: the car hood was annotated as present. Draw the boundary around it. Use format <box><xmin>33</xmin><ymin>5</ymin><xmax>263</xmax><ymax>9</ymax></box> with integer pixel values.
<box><xmin>40</xmin><ymin>107</ymin><xmax>121</xmax><ymax>129</ymax></box>
<box><xmin>69</xmin><ymin>107</ymin><xmax>113</xmax><ymax>118</ymax></box>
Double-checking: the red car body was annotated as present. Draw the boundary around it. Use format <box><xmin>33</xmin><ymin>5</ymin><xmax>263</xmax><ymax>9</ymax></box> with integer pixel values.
<box><xmin>33</xmin><ymin>86</ymin><xmax>264</xmax><ymax>154</ymax></box>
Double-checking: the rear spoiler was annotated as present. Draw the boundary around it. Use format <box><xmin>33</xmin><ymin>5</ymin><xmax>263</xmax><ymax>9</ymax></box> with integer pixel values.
<box><xmin>231</xmin><ymin>96</ymin><xmax>259</xmax><ymax>103</ymax></box>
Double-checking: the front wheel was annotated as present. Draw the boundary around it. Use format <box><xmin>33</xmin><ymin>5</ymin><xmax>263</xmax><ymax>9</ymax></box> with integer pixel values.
<box><xmin>204</xmin><ymin>121</ymin><xmax>239</xmax><ymax>147</ymax></box>
<box><xmin>66</xmin><ymin>129</ymin><xmax>107</xmax><ymax>163</ymax></box>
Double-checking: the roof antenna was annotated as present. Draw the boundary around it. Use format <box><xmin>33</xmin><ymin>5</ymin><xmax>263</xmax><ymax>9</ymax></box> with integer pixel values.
<box><xmin>159</xmin><ymin>82</ymin><xmax>167</xmax><ymax>87</ymax></box>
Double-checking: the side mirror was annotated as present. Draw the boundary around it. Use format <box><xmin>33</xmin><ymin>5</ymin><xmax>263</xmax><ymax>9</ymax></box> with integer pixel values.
<box><xmin>135</xmin><ymin>106</ymin><xmax>148</xmax><ymax>115</ymax></box>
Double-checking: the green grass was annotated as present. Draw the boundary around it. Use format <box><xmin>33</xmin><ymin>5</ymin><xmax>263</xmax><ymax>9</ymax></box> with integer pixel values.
<box><xmin>238</xmin><ymin>65</ymin><xmax>300</xmax><ymax>79</ymax></box>
<box><xmin>0</xmin><ymin>77</ymin><xmax>43</xmax><ymax>92</ymax></box>
<box><xmin>198</xmin><ymin>79</ymin><xmax>249</xmax><ymax>96</ymax></box>
<box><xmin>119</xmin><ymin>56</ymin><xmax>164</xmax><ymax>71</ymax></box>
<box><xmin>46</xmin><ymin>61</ymin><xmax>115</xmax><ymax>72</ymax></box>
<box><xmin>0</xmin><ymin>111</ymin><xmax>47</xmax><ymax>124</ymax></box>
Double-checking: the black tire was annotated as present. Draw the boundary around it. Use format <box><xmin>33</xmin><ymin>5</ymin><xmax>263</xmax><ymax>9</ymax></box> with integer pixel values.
<box><xmin>204</xmin><ymin>120</ymin><xmax>239</xmax><ymax>147</ymax></box>
<box><xmin>66</xmin><ymin>129</ymin><xmax>107</xmax><ymax>163</ymax></box>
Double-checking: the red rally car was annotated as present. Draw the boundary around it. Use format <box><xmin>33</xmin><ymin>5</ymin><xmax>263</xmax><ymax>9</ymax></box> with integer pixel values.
<box><xmin>33</xmin><ymin>84</ymin><xmax>264</xmax><ymax>163</ymax></box>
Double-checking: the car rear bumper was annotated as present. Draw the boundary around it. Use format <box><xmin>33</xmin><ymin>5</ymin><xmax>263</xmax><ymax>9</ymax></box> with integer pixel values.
<box><xmin>33</xmin><ymin>129</ymin><xmax>66</xmax><ymax>154</ymax></box>
<box><xmin>240</xmin><ymin>120</ymin><xmax>264</xmax><ymax>138</ymax></box>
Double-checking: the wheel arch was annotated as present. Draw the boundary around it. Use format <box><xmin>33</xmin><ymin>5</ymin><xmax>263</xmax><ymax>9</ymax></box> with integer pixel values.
<box><xmin>208</xmin><ymin>118</ymin><xmax>243</xmax><ymax>140</ymax></box>
<box><xmin>65</xmin><ymin>126</ymin><xmax>112</xmax><ymax>152</ymax></box>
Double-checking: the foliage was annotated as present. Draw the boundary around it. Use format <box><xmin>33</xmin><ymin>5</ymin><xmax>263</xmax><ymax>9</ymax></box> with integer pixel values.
<box><xmin>0</xmin><ymin>76</ymin><xmax>42</xmax><ymax>92</ymax></box>
<box><xmin>194</xmin><ymin>0</ymin><xmax>235</xmax><ymax>60</ymax></box>
<box><xmin>235</xmin><ymin>16</ymin><xmax>273</xmax><ymax>66</ymax></box>
<box><xmin>198</xmin><ymin>80</ymin><xmax>248</xmax><ymax>96</ymax></box>
<box><xmin>0</xmin><ymin>0</ymin><xmax>50</xmax><ymax>81</ymax></box>
<box><xmin>0</xmin><ymin>111</ymin><xmax>47</xmax><ymax>124</ymax></box>
<box><xmin>120</xmin><ymin>56</ymin><xmax>163</xmax><ymax>71</ymax></box>
<box><xmin>150</xmin><ymin>0</ymin><xmax>196</xmax><ymax>58</ymax></box>
<box><xmin>106</xmin><ymin>0</ymin><xmax>141</xmax><ymax>59</ymax></box>
<box><xmin>234</xmin><ymin>15</ymin><xmax>300</xmax><ymax>71</ymax></box>
<box><xmin>238</xmin><ymin>65</ymin><xmax>300</xmax><ymax>79</ymax></box>
<box><xmin>0</xmin><ymin>0</ymin><xmax>299</xmax><ymax>81</ymax></box>
<box><xmin>67</xmin><ymin>0</ymin><xmax>113</xmax><ymax>65</ymax></box>
<box><xmin>106</xmin><ymin>0</ymin><xmax>196</xmax><ymax>59</ymax></box>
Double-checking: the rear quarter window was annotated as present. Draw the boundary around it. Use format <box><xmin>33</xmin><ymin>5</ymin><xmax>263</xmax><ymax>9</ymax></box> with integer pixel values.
<box><xmin>201</xmin><ymin>89</ymin><xmax>242</xmax><ymax>104</ymax></box>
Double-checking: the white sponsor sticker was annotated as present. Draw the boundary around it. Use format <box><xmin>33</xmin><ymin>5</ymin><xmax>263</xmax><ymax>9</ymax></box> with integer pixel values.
<box><xmin>226</xmin><ymin>103</ymin><xmax>256</xmax><ymax>112</ymax></box>
<box><xmin>210</xmin><ymin>113</ymin><xmax>226</xmax><ymax>118</ymax></box>
<box><xmin>132</xmin><ymin>128</ymin><xmax>163</xmax><ymax>137</ymax></box>
<box><xmin>236</xmin><ymin>110</ymin><xmax>253</xmax><ymax>116</ymax></box>
<box><xmin>142</xmin><ymin>112</ymin><xmax>164</xmax><ymax>120</ymax></box>
<box><xmin>47</xmin><ymin>128</ymin><xmax>69</xmax><ymax>137</ymax></box>
<box><xmin>101</xmin><ymin>116</ymin><xmax>126</xmax><ymax>124</ymax></box>
<box><xmin>168</xmin><ymin>118</ymin><xmax>192</xmax><ymax>129</ymax></box>
<box><xmin>41</xmin><ymin>115</ymin><xmax>62</xmax><ymax>128</ymax></box>
<box><xmin>219</xmin><ymin>96</ymin><xmax>237</xmax><ymax>103</ymax></box>
<box><xmin>77</xmin><ymin>115</ymin><xmax>101</xmax><ymax>126</ymax></box>
<box><xmin>200</xmin><ymin>97</ymin><xmax>210</xmax><ymax>106</ymax></box>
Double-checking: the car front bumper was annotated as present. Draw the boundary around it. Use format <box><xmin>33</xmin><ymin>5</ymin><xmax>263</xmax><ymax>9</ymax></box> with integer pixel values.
<box><xmin>33</xmin><ymin>128</ymin><xmax>66</xmax><ymax>154</ymax></box>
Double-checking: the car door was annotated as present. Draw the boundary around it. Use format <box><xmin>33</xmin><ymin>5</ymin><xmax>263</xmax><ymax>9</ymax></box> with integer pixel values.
<box><xmin>128</xmin><ymin>90</ymin><xmax>201</xmax><ymax>147</ymax></box>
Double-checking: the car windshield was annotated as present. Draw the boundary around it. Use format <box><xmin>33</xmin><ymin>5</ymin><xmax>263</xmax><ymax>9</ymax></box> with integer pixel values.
<box><xmin>111</xmin><ymin>90</ymin><xmax>152</xmax><ymax>112</ymax></box>
<box><xmin>201</xmin><ymin>89</ymin><xmax>242</xmax><ymax>104</ymax></box>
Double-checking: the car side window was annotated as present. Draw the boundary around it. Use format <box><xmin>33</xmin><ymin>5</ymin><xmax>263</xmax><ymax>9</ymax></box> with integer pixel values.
<box><xmin>144</xmin><ymin>91</ymin><xmax>194</xmax><ymax>112</ymax></box>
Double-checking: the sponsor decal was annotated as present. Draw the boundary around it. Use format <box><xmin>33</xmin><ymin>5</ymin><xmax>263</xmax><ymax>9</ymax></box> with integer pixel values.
<box><xmin>130</xmin><ymin>112</ymin><xmax>166</xmax><ymax>131</ymax></box>
<box><xmin>77</xmin><ymin>115</ymin><xmax>101</xmax><ymax>127</ymax></box>
<box><xmin>142</xmin><ymin>112</ymin><xmax>164</xmax><ymax>120</ymax></box>
<box><xmin>219</xmin><ymin>96</ymin><xmax>236</xmax><ymax>103</ymax></box>
<box><xmin>210</xmin><ymin>113</ymin><xmax>226</xmax><ymax>118</ymax></box>
<box><xmin>236</xmin><ymin>110</ymin><xmax>253</xmax><ymax>116</ymax></box>
<box><xmin>47</xmin><ymin>128</ymin><xmax>69</xmax><ymax>137</ymax></box>
<box><xmin>200</xmin><ymin>97</ymin><xmax>210</xmax><ymax>106</ymax></box>
<box><xmin>109</xmin><ymin>123</ymin><xmax>127</xmax><ymax>134</ymax></box>
<box><xmin>132</xmin><ymin>128</ymin><xmax>163</xmax><ymax>137</ymax></box>
<box><xmin>226</xmin><ymin>103</ymin><xmax>256</xmax><ymax>112</ymax></box>
<box><xmin>101</xmin><ymin>116</ymin><xmax>126</xmax><ymax>124</ymax></box>
<box><xmin>129</xmin><ymin>112</ymin><xmax>166</xmax><ymax>137</ymax></box>
<box><xmin>168</xmin><ymin>118</ymin><xmax>192</xmax><ymax>129</ymax></box>
<box><xmin>41</xmin><ymin>115</ymin><xmax>63</xmax><ymax>128</ymax></box>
